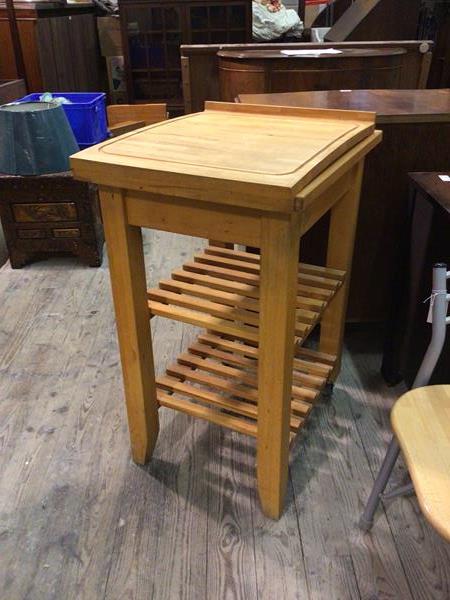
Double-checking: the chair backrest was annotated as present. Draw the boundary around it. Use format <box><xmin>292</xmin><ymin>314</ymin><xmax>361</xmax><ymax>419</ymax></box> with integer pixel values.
<box><xmin>107</xmin><ymin>104</ymin><xmax>168</xmax><ymax>127</ymax></box>
<box><xmin>412</xmin><ymin>263</ymin><xmax>449</xmax><ymax>389</ymax></box>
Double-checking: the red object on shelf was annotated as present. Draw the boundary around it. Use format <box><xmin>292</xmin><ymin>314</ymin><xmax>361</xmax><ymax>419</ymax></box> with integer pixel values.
<box><xmin>305</xmin><ymin>0</ymin><xmax>332</xmax><ymax>5</ymax></box>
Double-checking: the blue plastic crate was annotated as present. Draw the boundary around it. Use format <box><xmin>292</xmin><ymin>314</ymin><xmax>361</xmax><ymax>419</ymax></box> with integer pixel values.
<box><xmin>16</xmin><ymin>92</ymin><xmax>108</xmax><ymax>147</ymax></box>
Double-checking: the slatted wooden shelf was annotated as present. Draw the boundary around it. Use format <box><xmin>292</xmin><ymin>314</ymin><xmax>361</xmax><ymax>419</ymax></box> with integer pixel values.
<box><xmin>156</xmin><ymin>333</ymin><xmax>335</xmax><ymax>439</ymax></box>
<box><xmin>148</xmin><ymin>245</ymin><xmax>346</xmax><ymax>347</ymax></box>
<box><xmin>148</xmin><ymin>245</ymin><xmax>343</xmax><ymax>439</ymax></box>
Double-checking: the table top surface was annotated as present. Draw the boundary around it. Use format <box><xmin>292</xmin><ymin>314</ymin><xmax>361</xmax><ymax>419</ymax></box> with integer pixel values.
<box><xmin>218</xmin><ymin>48</ymin><xmax>407</xmax><ymax>60</ymax></box>
<box><xmin>238</xmin><ymin>89</ymin><xmax>450</xmax><ymax>124</ymax></box>
<box><xmin>71</xmin><ymin>102</ymin><xmax>378</xmax><ymax>212</ymax></box>
<box><xmin>409</xmin><ymin>172</ymin><xmax>450</xmax><ymax>214</ymax></box>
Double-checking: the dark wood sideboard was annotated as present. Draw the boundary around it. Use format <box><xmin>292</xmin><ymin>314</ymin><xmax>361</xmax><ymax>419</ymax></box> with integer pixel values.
<box><xmin>181</xmin><ymin>41</ymin><xmax>433</xmax><ymax>113</ymax></box>
<box><xmin>219</xmin><ymin>47</ymin><xmax>410</xmax><ymax>102</ymax></box>
<box><xmin>238</xmin><ymin>89</ymin><xmax>450</xmax><ymax>323</ymax></box>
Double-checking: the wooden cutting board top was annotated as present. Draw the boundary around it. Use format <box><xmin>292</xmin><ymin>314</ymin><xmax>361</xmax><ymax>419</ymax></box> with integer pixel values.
<box><xmin>71</xmin><ymin>102</ymin><xmax>376</xmax><ymax>211</ymax></box>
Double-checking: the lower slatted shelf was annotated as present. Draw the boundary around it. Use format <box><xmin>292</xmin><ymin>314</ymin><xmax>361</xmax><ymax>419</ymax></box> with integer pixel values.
<box><xmin>156</xmin><ymin>333</ymin><xmax>336</xmax><ymax>440</ymax></box>
<box><xmin>149</xmin><ymin>245</ymin><xmax>342</xmax><ymax>440</ymax></box>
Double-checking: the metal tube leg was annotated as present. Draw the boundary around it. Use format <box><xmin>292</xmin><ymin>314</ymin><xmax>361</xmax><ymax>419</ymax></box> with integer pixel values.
<box><xmin>359</xmin><ymin>436</ymin><xmax>401</xmax><ymax>531</ymax></box>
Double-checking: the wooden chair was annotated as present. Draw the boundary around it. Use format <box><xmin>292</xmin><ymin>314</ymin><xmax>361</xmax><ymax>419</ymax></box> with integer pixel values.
<box><xmin>360</xmin><ymin>263</ymin><xmax>450</xmax><ymax>540</ymax></box>
<box><xmin>107</xmin><ymin>103</ymin><xmax>167</xmax><ymax>137</ymax></box>
<box><xmin>390</xmin><ymin>385</ymin><xmax>450</xmax><ymax>541</ymax></box>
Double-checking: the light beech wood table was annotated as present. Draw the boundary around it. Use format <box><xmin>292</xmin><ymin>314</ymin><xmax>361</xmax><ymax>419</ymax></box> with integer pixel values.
<box><xmin>71</xmin><ymin>102</ymin><xmax>380</xmax><ymax>519</ymax></box>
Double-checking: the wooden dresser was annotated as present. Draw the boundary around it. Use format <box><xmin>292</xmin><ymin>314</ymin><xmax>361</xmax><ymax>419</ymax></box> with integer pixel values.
<box><xmin>0</xmin><ymin>172</ymin><xmax>104</xmax><ymax>268</ymax></box>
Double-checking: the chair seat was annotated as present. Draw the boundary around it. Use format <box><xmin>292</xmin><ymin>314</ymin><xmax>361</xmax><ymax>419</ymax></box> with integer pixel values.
<box><xmin>391</xmin><ymin>385</ymin><xmax>450</xmax><ymax>541</ymax></box>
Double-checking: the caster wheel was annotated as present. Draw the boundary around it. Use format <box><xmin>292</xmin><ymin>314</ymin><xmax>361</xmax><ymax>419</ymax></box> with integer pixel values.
<box><xmin>322</xmin><ymin>382</ymin><xmax>334</xmax><ymax>399</ymax></box>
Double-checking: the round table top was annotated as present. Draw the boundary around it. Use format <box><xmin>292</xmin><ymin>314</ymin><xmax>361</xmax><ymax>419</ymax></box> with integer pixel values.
<box><xmin>218</xmin><ymin>47</ymin><xmax>407</xmax><ymax>60</ymax></box>
<box><xmin>237</xmin><ymin>89</ymin><xmax>450</xmax><ymax>124</ymax></box>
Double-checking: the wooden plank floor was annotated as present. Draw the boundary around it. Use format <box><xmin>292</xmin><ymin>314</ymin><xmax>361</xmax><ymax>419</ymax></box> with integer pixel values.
<box><xmin>1</xmin><ymin>230</ymin><xmax>449</xmax><ymax>600</ymax></box>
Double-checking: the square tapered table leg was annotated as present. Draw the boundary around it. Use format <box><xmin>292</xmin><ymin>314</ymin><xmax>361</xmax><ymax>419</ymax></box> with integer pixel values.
<box><xmin>100</xmin><ymin>188</ymin><xmax>159</xmax><ymax>464</ymax></box>
<box><xmin>257</xmin><ymin>214</ymin><xmax>301</xmax><ymax>518</ymax></box>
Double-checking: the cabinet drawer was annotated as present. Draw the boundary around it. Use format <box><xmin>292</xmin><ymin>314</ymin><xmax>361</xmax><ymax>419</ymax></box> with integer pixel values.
<box><xmin>13</xmin><ymin>202</ymin><xmax>78</xmax><ymax>223</ymax></box>
<box><xmin>17</xmin><ymin>229</ymin><xmax>47</xmax><ymax>239</ymax></box>
<box><xmin>53</xmin><ymin>228</ymin><xmax>80</xmax><ymax>238</ymax></box>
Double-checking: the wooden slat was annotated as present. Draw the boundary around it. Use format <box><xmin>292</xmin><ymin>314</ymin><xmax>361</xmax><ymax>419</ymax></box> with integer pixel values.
<box><xmin>109</xmin><ymin>120</ymin><xmax>146</xmax><ymax>137</ymax></box>
<box><xmin>172</xmin><ymin>268</ymin><xmax>326</xmax><ymax>311</ymax></box>
<box><xmin>194</xmin><ymin>252</ymin><xmax>342</xmax><ymax>290</ymax></box>
<box><xmin>159</xmin><ymin>278</ymin><xmax>260</xmax><ymax>312</ymax></box>
<box><xmin>157</xmin><ymin>390</ymin><xmax>258</xmax><ymax>437</ymax></box>
<box><xmin>159</xmin><ymin>278</ymin><xmax>318</xmax><ymax>324</ymax></box>
<box><xmin>167</xmin><ymin>363</ymin><xmax>259</xmax><ymax>402</ymax></box>
<box><xmin>296</xmin><ymin>308</ymin><xmax>318</xmax><ymax>325</ymax></box>
<box><xmin>172</xmin><ymin>365</ymin><xmax>320</xmax><ymax>416</ymax></box>
<box><xmin>296</xmin><ymin>345</ymin><xmax>336</xmax><ymax>366</ymax></box>
<box><xmin>173</xmin><ymin>268</ymin><xmax>260</xmax><ymax>297</ymax></box>
<box><xmin>189</xmin><ymin>341</ymin><xmax>258</xmax><ymax>368</ymax></box>
<box><xmin>188</xmin><ymin>342</ymin><xmax>324</xmax><ymax>389</ymax></box>
<box><xmin>205</xmin><ymin>245</ymin><xmax>346</xmax><ymax>280</ymax></box>
<box><xmin>149</xmin><ymin>289</ymin><xmax>311</xmax><ymax>338</ymax></box>
<box><xmin>177</xmin><ymin>353</ymin><xmax>318</xmax><ymax>402</ymax></box>
<box><xmin>148</xmin><ymin>287</ymin><xmax>260</xmax><ymax>326</ymax></box>
<box><xmin>106</xmin><ymin>103</ymin><xmax>167</xmax><ymax>127</ymax></box>
<box><xmin>199</xmin><ymin>333</ymin><xmax>259</xmax><ymax>358</ymax></box>
<box><xmin>199</xmin><ymin>334</ymin><xmax>333</xmax><ymax>377</ymax></box>
<box><xmin>148</xmin><ymin>301</ymin><xmax>260</xmax><ymax>343</ymax></box>
<box><xmin>159</xmin><ymin>369</ymin><xmax>308</xmax><ymax>426</ymax></box>
<box><xmin>157</xmin><ymin>375</ymin><xmax>259</xmax><ymax>419</ymax></box>
<box><xmin>182</xmin><ymin>262</ymin><xmax>333</xmax><ymax>301</ymax></box>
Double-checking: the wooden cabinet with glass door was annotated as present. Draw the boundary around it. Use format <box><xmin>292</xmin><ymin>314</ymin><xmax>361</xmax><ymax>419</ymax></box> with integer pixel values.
<box><xmin>119</xmin><ymin>0</ymin><xmax>252</xmax><ymax>114</ymax></box>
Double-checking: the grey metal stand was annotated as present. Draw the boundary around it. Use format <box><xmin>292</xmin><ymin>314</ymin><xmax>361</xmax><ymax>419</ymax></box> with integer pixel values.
<box><xmin>359</xmin><ymin>263</ymin><xmax>450</xmax><ymax>531</ymax></box>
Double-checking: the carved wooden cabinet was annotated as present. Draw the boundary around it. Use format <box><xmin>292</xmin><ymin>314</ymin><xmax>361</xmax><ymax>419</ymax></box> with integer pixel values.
<box><xmin>119</xmin><ymin>0</ymin><xmax>252</xmax><ymax>113</ymax></box>
<box><xmin>0</xmin><ymin>173</ymin><xmax>104</xmax><ymax>268</ymax></box>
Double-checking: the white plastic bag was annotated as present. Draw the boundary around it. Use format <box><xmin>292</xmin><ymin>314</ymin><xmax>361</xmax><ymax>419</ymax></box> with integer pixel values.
<box><xmin>252</xmin><ymin>2</ymin><xmax>303</xmax><ymax>41</ymax></box>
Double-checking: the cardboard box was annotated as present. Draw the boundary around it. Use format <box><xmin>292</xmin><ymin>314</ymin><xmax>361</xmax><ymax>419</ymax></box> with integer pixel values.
<box><xmin>106</xmin><ymin>56</ymin><xmax>126</xmax><ymax>93</ymax></box>
<box><xmin>97</xmin><ymin>17</ymin><xmax>123</xmax><ymax>57</ymax></box>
